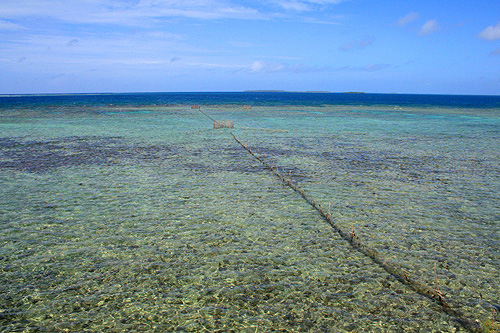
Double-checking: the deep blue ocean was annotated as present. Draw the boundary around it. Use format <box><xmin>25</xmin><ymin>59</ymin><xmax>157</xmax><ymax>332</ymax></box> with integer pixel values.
<box><xmin>0</xmin><ymin>92</ymin><xmax>499</xmax><ymax>332</ymax></box>
<box><xmin>1</xmin><ymin>91</ymin><xmax>500</xmax><ymax>109</ymax></box>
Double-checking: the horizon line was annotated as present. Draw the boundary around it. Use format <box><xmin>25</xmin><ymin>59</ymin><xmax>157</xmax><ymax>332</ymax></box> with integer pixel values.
<box><xmin>1</xmin><ymin>91</ymin><xmax>500</xmax><ymax>97</ymax></box>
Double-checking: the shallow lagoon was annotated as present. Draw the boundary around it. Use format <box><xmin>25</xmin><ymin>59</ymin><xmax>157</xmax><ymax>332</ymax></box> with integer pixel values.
<box><xmin>0</xmin><ymin>101</ymin><xmax>499</xmax><ymax>332</ymax></box>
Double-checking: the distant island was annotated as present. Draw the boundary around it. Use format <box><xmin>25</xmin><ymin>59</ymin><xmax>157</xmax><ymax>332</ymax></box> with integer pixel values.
<box><xmin>343</xmin><ymin>91</ymin><xmax>365</xmax><ymax>94</ymax></box>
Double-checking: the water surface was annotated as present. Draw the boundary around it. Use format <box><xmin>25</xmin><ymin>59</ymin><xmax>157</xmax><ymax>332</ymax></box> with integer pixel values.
<box><xmin>0</xmin><ymin>93</ymin><xmax>499</xmax><ymax>332</ymax></box>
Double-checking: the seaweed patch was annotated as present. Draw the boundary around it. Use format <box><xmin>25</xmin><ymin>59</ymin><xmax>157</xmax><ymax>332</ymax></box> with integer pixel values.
<box><xmin>0</xmin><ymin>137</ymin><xmax>174</xmax><ymax>173</ymax></box>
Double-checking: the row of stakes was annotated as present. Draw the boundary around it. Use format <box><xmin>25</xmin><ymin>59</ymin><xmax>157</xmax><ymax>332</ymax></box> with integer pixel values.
<box><xmin>230</xmin><ymin>131</ymin><xmax>493</xmax><ymax>333</ymax></box>
<box><xmin>190</xmin><ymin>105</ymin><xmax>494</xmax><ymax>331</ymax></box>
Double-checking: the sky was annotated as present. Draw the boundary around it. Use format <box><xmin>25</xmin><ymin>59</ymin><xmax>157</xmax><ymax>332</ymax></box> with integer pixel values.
<box><xmin>0</xmin><ymin>0</ymin><xmax>499</xmax><ymax>95</ymax></box>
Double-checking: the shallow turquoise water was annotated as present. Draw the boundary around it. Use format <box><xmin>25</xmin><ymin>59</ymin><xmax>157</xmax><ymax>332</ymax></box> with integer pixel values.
<box><xmin>0</xmin><ymin>103</ymin><xmax>499</xmax><ymax>332</ymax></box>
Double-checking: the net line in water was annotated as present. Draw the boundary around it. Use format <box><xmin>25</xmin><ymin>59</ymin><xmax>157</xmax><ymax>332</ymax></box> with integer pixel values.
<box><xmin>193</xmin><ymin>106</ymin><xmax>491</xmax><ymax>332</ymax></box>
<box><xmin>229</xmin><ymin>132</ymin><xmax>486</xmax><ymax>333</ymax></box>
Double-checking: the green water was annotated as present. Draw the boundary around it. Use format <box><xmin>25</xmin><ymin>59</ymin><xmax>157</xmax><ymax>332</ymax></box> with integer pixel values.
<box><xmin>0</xmin><ymin>105</ymin><xmax>498</xmax><ymax>332</ymax></box>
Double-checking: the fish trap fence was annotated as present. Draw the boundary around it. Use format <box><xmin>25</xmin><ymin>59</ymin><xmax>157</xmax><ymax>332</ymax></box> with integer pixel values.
<box><xmin>230</xmin><ymin>131</ymin><xmax>491</xmax><ymax>333</ymax></box>
<box><xmin>190</xmin><ymin>106</ymin><xmax>496</xmax><ymax>333</ymax></box>
<box><xmin>214</xmin><ymin>120</ymin><xmax>234</xmax><ymax>129</ymax></box>
<box><xmin>195</xmin><ymin>107</ymin><xmax>234</xmax><ymax>129</ymax></box>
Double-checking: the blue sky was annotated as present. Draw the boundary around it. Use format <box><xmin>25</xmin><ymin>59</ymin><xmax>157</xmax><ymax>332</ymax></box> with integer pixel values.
<box><xmin>0</xmin><ymin>0</ymin><xmax>499</xmax><ymax>95</ymax></box>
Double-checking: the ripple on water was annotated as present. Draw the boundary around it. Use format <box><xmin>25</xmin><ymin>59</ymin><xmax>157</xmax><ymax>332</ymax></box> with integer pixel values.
<box><xmin>1</xmin><ymin>106</ymin><xmax>498</xmax><ymax>332</ymax></box>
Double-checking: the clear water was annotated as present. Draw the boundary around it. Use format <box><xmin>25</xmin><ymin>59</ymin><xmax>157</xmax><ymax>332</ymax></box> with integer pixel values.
<box><xmin>0</xmin><ymin>93</ymin><xmax>499</xmax><ymax>332</ymax></box>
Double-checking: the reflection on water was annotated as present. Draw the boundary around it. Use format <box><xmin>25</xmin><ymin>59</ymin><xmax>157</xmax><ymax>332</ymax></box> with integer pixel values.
<box><xmin>0</xmin><ymin>105</ymin><xmax>498</xmax><ymax>332</ymax></box>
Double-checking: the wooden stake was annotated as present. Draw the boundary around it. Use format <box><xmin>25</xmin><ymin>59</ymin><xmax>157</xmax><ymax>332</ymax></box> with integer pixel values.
<box><xmin>434</xmin><ymin>262</ymin><xmax>445</xmax><ymax>302</ymax></box>
<box><xmin>403</xmin><ymin>268</ymin><xmax>409</xmax><ymax>281</ymax></box>
<box><xmin>434</xmin><ymin>263</ymin><xmax>440</xmax><ymax>293</ymax></box>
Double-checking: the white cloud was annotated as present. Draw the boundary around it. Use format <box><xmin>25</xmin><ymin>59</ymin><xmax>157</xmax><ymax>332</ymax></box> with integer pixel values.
<box><xmin>0</xmin><ymin>30</ymin><xmax>196</xmax><ymax>72</ymax></box>
<box><xmin>250</xmin><ymin>60</ymin><xmax>266</xmax><ymax>72</ymax></box>
<box><xmin>275</xmin><ymin>1</ymin><xmax>311</xmax><ymax>11</ymax></box>
<box><xmin>419</xmin><ymin>19</ymin><xmax>439</xmax><ymax>36</ymax></box>
<box><xmin>0</xmin><ymin>19</ymin><xmax>24</xmax><ymax>30</ymax></box>
<box><xmin>0</xmin><ymin>0</ymin><xmax>266</xmax><ymax>25</ymax></box>
<box><xmin>249</xmin><ymin>60</ymin><xmax>314</xmax><ymax>73</ymax></box>
<box><xmin>339</xmin><ymin>37</ymin><xmax>374</xmax><ymax>51</ymax></box>
<box><xmin>0</xmin><ymin>0</ymin><xmax>347</xmax><ymax>29</ymax></box>
<box><xmin>301</xmin><ymin>16</ymin><xmax>343</xmax><ymax>25</ymax></box>
<box><xmin>397</xmin><ymin>12</ymin><xmax>419</xmax><ymax>27</ymax></box>
<box><xmin>478</xmin><ymin>22</ymin><xmax>500</xmax><ymax>41</ymax></box>
<box><xmin>338</xmin><ymin>64</ymin><xmax>391</xmax><ymax>72</ymax></box>
<box><xmin>183</xmin><ymin>61</ymin><xmax>245</xmax><ymax>70</ymax></box>
<box><xmin>271</xmin><ymin>0</ymin><xmax>345</xmax><ymax>11</ymax></box>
